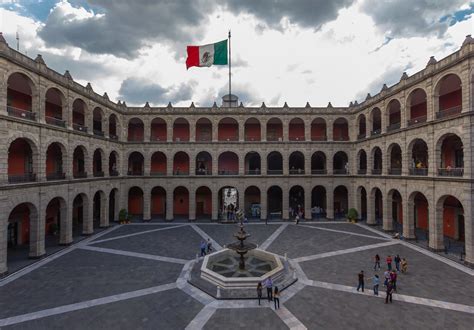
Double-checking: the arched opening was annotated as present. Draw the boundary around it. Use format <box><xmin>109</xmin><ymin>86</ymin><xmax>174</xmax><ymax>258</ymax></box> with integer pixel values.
<box><xmin>72</xmin><ymin>194</ymin><xmax>88</xmax><ymax>238</ymax></box>
<box><xmin>218</xmin><ymin>152</ymin><xmax>238</xmax><ymax>175</ymax></box>
<box><xmin>45</xmin><ymin>197</ymin><xmax>67</xmax><ymax>247</ymax></box>
<box><xmin>289</xmin><ymin>185</ymin><xmax>304</xmax><ymax>219</ymax></box>
<box><xmin>357</xmin><ymin>114</ymin><xmax>366</xmax><ymax>139</ymax></box>
<box><xmin>7</xmin><ymin>72</ymin><xmax>35</xmax><ymax>120</ymax></box>
<box><xmin>409</xmin><ymin>139</ymin><xmax>428</xmax><ymax>175</ymax></box>
<box><xmin>128</xmin><ymin>152</ymin><xmax>144</xmax><ymax>176</ymax></box>
<box><xmin>72</xmin><ymin>99</ymin><xmax>87</xmax><ymax>132</ymax></box>
<box><xmin>109</xmin><ymin>189</ymin><xmax>118</xmax><ymax>222</ymax></box>
<box><xmin>93</xmin><ymin>149</ymin><xmax>104</xmax><ymax>177</ymax></box>
<box><xmin>196</xmin><ymin>118</ymin><xmax>212</xmax><ymax>142</ymax></box>
<box><xmin>245</xmin><ymin>152</ymin><xmax>261</xmax><ymax>175</ymax></box>
<box><xmin>311</xmin><ymin>186</ymin><xmax>326</xmax><ymax>219</ymax></box>
<box><xmin>109</xmin><ymin>151</ymin><xmax>119</xmax><ymax>176</ymax></box>
<box><xmin>438</xmin><ymin>134</ymin><xmax>463</xmax><ymax>176</ymax></box>
<box><xmin>289</xmin><ymin>118</ymin><xmax>305</xmax><ymax>141</ymax></box>
<box><xmin>267</xmin><ymin>118</ymin><xmax>283</xmax><ymax>141</ymax></box>
<box><xmin>371</xmin><ymin>188</ymin><xmax>383</xmax><ymax>225</ymax></box>
<box><xmin>333</xmin><ymin>118</ymin><xmax>349</xmax><ymax>141</ymax></box>
<box><xmin>389</xmin><ymin>190</ymin><xmax>403</xmax><ymax>233</ymax></box>
<box><xmin>7</xmin><ymin>203</ymin><xmax>36</xmax><ymax>267</ymax></box>
<box><xmin>370</xmin><ymin>107</ymin><xmax>382</xmax><ymax>135</ymax></box>
<box><xmin>311</xmin><ymin>118</ymin><xmax>327</xmax><ymax>141</ymax></box>
<box><xmin>439</xmin><ymin>196</ymin><xmax>464</xmax><ymax>254</ymax></box>
<box><xmin>128</xmin><ymin>187</ymin><xmax>143</xmax><ymax>220</ymax></box>
<box><xmin>244</xmin><ymin>118</ymin><xmax>261</xmax><ymax>141</ymax></box>
<box><xmin>150</xmin><ymin>118</ymin><xmax>167</xmax><ymax>141</ymax></box>
<box><xmin>195</xmin><ymin>151</ymin><xmax>212</xmax><ymax>175</ymax></box>
<box><xmin>387</xmin><ymin>99</ymin><xmax>401</xmax><ymax>131</ymax></box>
<box><xmin>244</xmin><ymin>186</ymin><xmax>260</xmax><ymax>219</ymax></box>
<box><xmin>151</xmin><ymin>152</ymin><xmax>167</xmax><ymax>176</ymax></box>
<box><xmin>93</xmin><ymin>191</ymin><xmax>106</xmax><ymax>228</ymax></box>
<box><xmin>173</xmin><ymin>152</ymin><xmax>189</xmax><ymax>175</ymax></box>
<box><xmin>173</xmin><ymin>118</ymin><xmax>190</xmax><ymax>142</ymax></box>
<box><xmin>311</xmin><ymin>151</ymin><xmax>326</xmax><ymax>174</ymax></box>
<box><xmin>371</xmin><ymin>147</ymin><xmax>382</xmax><ymax>175</ymax></box>
<box><xmin>289</xmin><ymin>151</ymin><xmax>305</xmax><ymax>174</ymax></box>
<box><xmin>411</xmin><ymin>192</ymin><xmax>429</xmax><ymax>242</ymax></box>
<box><xmin>388</xmin><ymin>144</ymin><xmax>402</xmax><ymax>175</ymax></box>
<box><xmin>128</xmin><ymin>118</ymin><xmax>144</xmax><ymax>142</ymax></box>
<box><xmin>219</xmin><ymin>187</ymin><xmax>238</xmax><ymax>221</ymax></box>
<box><xmin>333</xmin><ymin>151</ymin><xmax>348</xmax><ymax>174</ymax></box>
<box><xmin>195</xmin><ymin>186</ymin><xmax>212</xmax><ymax>219</ymax></box>
<box><xmin>109</xmin><ymin>114</ymin><xmax>118</xmax><ymax>140</ymax></box>
<box><xmin>357</xmin><ymin>150</ymin><xmax>367</xmax><ymax>174</ymax></box>
<box><xmin>173</xmin><ymin>186</ymin><xmax>189</xmax><ymax>219</ymax></box>
<box><xmin>45</xmin><ymin>88</ymin><xmax>65</xmax><ymax>127</ymax></box>
<box><xmin>73</xmin><ymin>146</ymin><xmax>87</xmax><ymax>178</ymax></box>
<box><xmin>218</xmin><ymin>117</ymin><xmax>239</xmax><ymax>141</ymax></box>
<box><xmin>151</xmin><ymin>186</ymin><xmax>166</xmax><ymax>220</ymax></box>
<box><xmin>407</xmin><ymin>88</ymin><xmax>427</xmax><ymax>125</ymax></box>
<box><xmin>436</xmin><ymin>74</ymin><xmax>462</xmax><ymax>118</ymax></box>
<box><xmin>92</xmin><ymin>107</ymin><xmax>104</xmax><ymax>136</ymax></box>
<box><xmin>267</xmin><ymin>186</ymin><xmax>282</xmax><ymax>220</ymax></box>
<box><xmin>334</xmin><ymin>186</ymin><xmax>348</xmax><ymax>219</ymax></box>
<box><xmin>357</xmin><ymin>186</ymin><xmax>367</xmax><ymax>220</ymax></box>
<box><xmin>46</xmin><ymin>142</ymin><xmax>65</xmax><ymax>181</ymax></box>
<box><xmin>8</xmin><ymin>138</ymin><xmax>36</xmax><ymax>183</ymax></box>
<box><xmin>267</xmin><ymin>151</ymin><xmax>283</xmax><ymax>175</ymax></box>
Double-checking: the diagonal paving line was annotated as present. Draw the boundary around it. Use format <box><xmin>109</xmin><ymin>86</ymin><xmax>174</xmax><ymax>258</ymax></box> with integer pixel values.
<box><xmin>293</xmin><ymin>240</ymin><xmax>400</xmax><ymax>263</ymax></box>
<box><xmin>185</xmin><ymin>304</ymin><xmax>217</xmax><ymax>330</ymax></box>
<box><xmin>190</xmin><ymin>224</ymin><xmax>223</xmax><ymax>250</ymax></box>
<box><xmin>298</xmin><ymin>224</ymin><xmax>389</xmax><ymax>240</ymax></box>
<box><xmin>0</xmin><ymin>282</ymin><xmax>177</xmax><ymax>327</ymax></box>
<box><xmin>260</xmin><ymin>223</ymin><xmax>289</xmax><ymax>250</ymax></box>
<box><xmin>79</xmin><ymin>245</ymin><xmax>189</xmax><ymax>264</ymax></box>
<box><xmin>274</xmin><ymin>306</ymin><xmax>307</xmax><ymax>330</ymax></box>
<box><xmin>89</xmin><ymin>224</ymin><xmax>187</xmax><ymax>245</ymax></box>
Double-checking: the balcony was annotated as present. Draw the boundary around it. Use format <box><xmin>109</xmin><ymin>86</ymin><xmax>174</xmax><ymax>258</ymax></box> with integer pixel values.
<box><xmin>150</xmin><ymin>136</ymin><xmax>166</xmax><ymax>142</ymax></box>
<box><xmin>371</xmin><ymin>168</ymin><xmax>382</xmax><ymax>175</ymax></box>
<box><xmin>407</xmin><ymin>115</ymin><xmax>427</xmax><ymax>127</ymax></box>
<box><xmin>45</xmin><ymin>116</ymin><xmax>66</xmax><ymax>128</ymax></box>
<box><xmin>333</xmin><ymin>169</ymin><xmax>348</xmax><ymax>175</ymax></box>
<box><xmin>289</xmin><ymin>169</ymin><xmax>305</xmax><ymax>175</ymax></box>
<box><xmin>220</xmin><ymin>136</ymin><xmax>238</xmax><ymax>142</ymax></box>
<box><xmin>333</xmin><ymin>136</ymin><xmax>349</xmax><ymax>141</ymax></box>
<box><xmin>438</xmin><ymin>168</ymin><xmax>463</xmax><ymax>177</ymax></box>
<box><xmin>93</xmin><ymin>171</ymin><xmax>105</xmax><ymax>177</ymax></box>
<box><xmin>311</xmin><ymin>135</ymin><xmax>327</xmax><ymax>141</ymax></box>
<box><xmin>151</xmin><ymin>171</ymin><xmax>167</xmax><ymax>176</ymax></box>
<box><xmin>388</xmin><ymin>168</ymin><xmax>402</xmax><ymax>175</ymax></box>
<box><xmin>110</xmin><ymin>170</ymin><xmax>119</xmax><ymax>176</ymax></box>
<box><xmin>436</xmin><ymin>106</ymin><xmax>462</xmax><ymax>119</ymax></box>
<box><xmin>218</xmin><ymin>170</ymin><xmax>238</xmax><ymax>175</ymax></box>
<box><xmin>8</xmin><ymin>173</ymin><xmax>36</xmax><ymax>183</ymax></box>
<box><xmin>128</xmin><ymin>171</ymin><xmax>144</xmax><ymax>176</ymax></box>
<box><xmin>196</xmin><ymin>136</ymin><xmax>211</xmax><ymax>142</ymax></box>
<box><xmin>289</xmin><ymin>136</ymin><xmax>305</xmax><ymax>141</ymax></box>
<box><xmin>311</xmin><ymin>169</ymin><xmax>327</xmax><ymax>175</ymax></box>
<box><xmin>267</xmin><ymin>170</ymin><xmax>283</xmax><ymax>175</ymax></box>
<box><xmin>128</xmin><ymin>136</ymin><xmax>144</xmax><ymax>142</ymax></box>
<box><xmin>357</xmin><ymin>133</ymin><xmax>366</xmax><ymax>140</ymax></box>
<box><xmin>7</xmin><ymin>106</ymin><xmax>36</xmax><ymax>121</ymax></box>
<box><xmin>267</xmin><ymin>135</ymin><xmax>282</xmax><ymax>142</ymax></box>
<box><xmin>46</xmin><ymin>172</ymin><xmax>66</xmax><ymax>181</ymax></box>
<box><xmin>371</xmin><ymin>129</ymin><xmax>381</xmax><ymax>136</ymax></box>
<box><xmin>386</xmin><ymin>123</ymin><xmax>401</xmax><ymax>132</ymax></box>
<box><xmin>357</xmin><ymin>169</ymin><xmax>367</xmax><ymax>175</ymax></box>
<box><xmin>195</xmin><ymin>169</ymin><xmax>210</xmax><ymax>175</ymax></box>
<box><xmin>73</xmin><ymin>172</ymin><xmax>87</xmax><ymax>179</ymax></box>
<box><xmin>245</xmin><ymin>169</ymin><xmax>261</xmax><ymax>175</ymax></box>
<box><xmin>93</xmin><ymin>129</ymin><xmax>104</xmax><ymax>137</ymax></box>
<box><xmin>409</xmin><ymin>167</ymin><xmax>428</xmax><ymax>176</ymax></box>
<box><xmin>73</xmin><ymin>123</ymin><xmax>88</xmax><ymax>133</ymax></box>
<box><xmin>109</xmin><ymin>134</ymin><xmax>118</xmax><ymax>141</ymax></box>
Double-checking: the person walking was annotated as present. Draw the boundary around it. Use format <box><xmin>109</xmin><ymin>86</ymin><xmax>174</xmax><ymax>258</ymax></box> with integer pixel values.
<box><xmin>295</xmin><ymin>213</ymin><xmax>300</xmax><ymax>225</ymax></box>
<box><xmin>200</xmin><ymin>241</ymin><xmax>207</xmax><ymax>257</ymax></box>
<box><xmin>273</xmin><ymin>286</ymin><xmax>280</xmax><ymax>310</ymax></box>
<box><xmin>401</xmin><ymin>258</ymin><xmax>408</xmax><ymax>273</ymax></box>
<box><xmin>383</xmin><ymin>269</ymin><xmax>390</xmax><ymax>287</ymax></box>
<box><xmin>265</xmin><ymin>277</ymin><xmax>273</xmax><ymax>301</ymax></box>
<box><xmin>373</xmin><ymin>274</ymin><xmax>380</xmax><ymax>296</ymax></box>
<box><xmin>386</xmin><ymin>255</ymin><xmax>393</xmax><ymax>271</ymax></box>
<box><xmin>394</xmin><ymin>254</ymin><xmax>401</xmax><ymax>272</ymax></box>
<box><xmin>385</xmin><ymin>281</ymin><xmax>394</xmax><ymax>304</ymax></box>
<box><xmin>207</xmin><ymin>238</ymin><xmax>213</xmax><ymax>254</ymax></box>
<box><xmin>374</xmin><ymin>254</ymin><xmax>381</xmax><ymax>271</ymax></box>
<box><xmin>356</xmin><ymin>270</ymin><xmax>365</xmax><ymax>292</ymax></box>
<box><xmin>390</xmin><ymin>271</ymin><xmax>398</xmax><ymax>292</ymax></box>
<box><xmin>256</xmin><ymin>282</ymin><xmax>263</xmax><ymax>306</ymax></box>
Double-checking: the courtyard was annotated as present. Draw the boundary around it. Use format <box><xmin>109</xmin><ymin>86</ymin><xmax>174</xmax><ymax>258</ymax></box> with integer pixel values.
<box><xmin>0</xmin><ymin>221</ymin><xmax>472</xmax><ymax>329</ymax></box>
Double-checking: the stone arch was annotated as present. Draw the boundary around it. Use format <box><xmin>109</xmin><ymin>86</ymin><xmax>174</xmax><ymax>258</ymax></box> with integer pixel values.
<box><xmin>289</xmin><ymin>117</ymin><xmax>305</xmax><ymax>141</ymax></box>
<box><xmin>45</xmin><ymin>141</ymin><xmax>67</xmax><ymax>180</ymax></box>
<box><xmin>311</xmin><ymin>117</ymin><xmax>327</xmax><ymax>141</ymax></box>
<box><xmin>435</xmin><ymin>133</ymin><xmax>464</xmax><ymax>177</ymax></box>
<box><xmin>244</xmin><ymin>186</ymin><xmax>260</xmax><ymax>219</ymax></box>
<box><xmin>195</xmin><ymin>117</ymin><xmax>212</xmax><ymax>141</ymax></box>
<box><xmin>45</xmin><ymin>87</ymin><xmax>66</xmax><ymax>126</ymax></box>
<box><xmin>8</xmin><ymin>137</ymin><xmax>39</xmax><ymax>183</ymax></box>
<box><xmin>434</xmin><ymin>73</ymin><xmax>462</xmax><ymax>117</ymax></box>
<box><xmin>244</xmin><ymin>117</ymin><xmax>261</xmax><ymax>141</ymax></box>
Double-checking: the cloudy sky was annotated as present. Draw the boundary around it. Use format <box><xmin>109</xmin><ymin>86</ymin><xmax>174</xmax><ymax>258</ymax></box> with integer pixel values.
<box><xmin>1</xmin><ymin>0</ymin><xmax>472</xmax><ymax>107</ymax></box>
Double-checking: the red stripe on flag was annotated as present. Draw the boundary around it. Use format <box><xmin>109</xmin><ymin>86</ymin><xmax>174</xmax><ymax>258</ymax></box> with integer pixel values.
<box><xmin>186</xmin><ymin>46</ymin><xmax>199</xmax><ymax>69</ymax></box>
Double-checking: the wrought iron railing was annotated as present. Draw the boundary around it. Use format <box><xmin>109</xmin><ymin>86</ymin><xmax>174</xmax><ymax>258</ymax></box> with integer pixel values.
<box><xmin>73</xmin><ymin>172</ymin><xmax>87</xmax><ymax>179</ymax></box>
<box><xmin>371</xmin><ymin>129</ymin><xmax>381</xmax><ymax>136</ymax></box>
<box><xmin>388</xmin><ymin>168</ymin><xmax>402</xmax><ymax>175</ymax></box>
<box><xmin>151</xmin><ymin>171</ymin><xmax>167</xmax><ymax>176</ymax></box>
<box><xmin>110</xmin><ymin>170</ymin><xmax>119</xmax><ymax>176</ymax></box>
<box><xmin>45</xmin><ymin>116</ymin><xmax>66</xmax><ymax>127</ymax></box>
<box><xmin>46</xmin><ymin>172</ymin><xmax>66</xmax><ymax>180</ymax></box>
<box><xmin>73</xmin><ymin>123</ymin><xmax>88</xmax><ymax>132</ymax></box>
<box><xmin>409</xmin><ymin>167</ymin><xmax>428</xmax><ymax>176</ymax></box>
<box><xmin>407</xmin><ymin>115</ymin><xmax>427</xmax><ymax>126</ymax></box>
<box><xmin>438</xmin><ymin>168</ymin><xmax>463</xmax><ymax>177</ymax></box>
<box><xmin>7</xmin><ymin>106</ymin><xmax>36</xmax><ymax>121</ymax></box>
<box><xmin>311</xmin><ymin>135</ymin><xmax>327</xmax><ymax>141</ymax></box>
<box><xmin>218</xmin><ymin>170</ymin><xmax>238</xmax><ymax>175</ymax></box>
<box><xmin>357</xmin><ymin>133</ymin><xmax>366</xmax><ymax>140</ymax></box>
<box><xmin>357</xmin><ymin>169</ymin><xmax>367</xmax><ymax>175</ymax></box>
<box><xmin>289</xmin><ymin>169</ymin><xmax>305</xmax><ymax>174</ymax></box>
<box><xmin>311</xmin><ymin>169</ymin><xmax>327</xmax><ymax>174</ymax></box>
<box><xmin>93</xmin><ymin>129</ymin><xmax>104</xmax><ymax>137</ymax></box>
<box><xmin>267</xmin><ymin>169</ymin><xmax>283</xmax><ymax>175</ymax></box>
<box><xmin>245</xmin><ymin>169</ymin><xmax>261</xmax><ymax>175</ymax></box>
<box><xmin>386</xmin><ymin>123</ymin><xmax>401</xmax><ymax>132</ymax></box>
<box><xmin>436</xmin><ymin>106</ymin><xmax>462</xmax><ymax>119</ymax></box>
<box><xmin>93</xmin><ymin>171</ymin><xmax>105</xmax><ymax>177</ymax></box>
<box><xmin>333</xmin><ymin>169</ymin><xmax>348</xmax><ymax>174</ymax></box>
<box><xmin>8</xmin><ymin>173</ymin><xmax>36</xmax><ymax>183</ymax></box>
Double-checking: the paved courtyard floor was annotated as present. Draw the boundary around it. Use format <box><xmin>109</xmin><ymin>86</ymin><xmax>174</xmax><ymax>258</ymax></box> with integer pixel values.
<box><xmin>0</xmin><ymin>221</ymin><xmax>473</xmax><ymax>329</ymax></box>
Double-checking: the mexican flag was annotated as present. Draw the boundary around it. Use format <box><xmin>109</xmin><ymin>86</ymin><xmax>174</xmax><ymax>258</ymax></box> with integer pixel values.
<box><xmin>186</xmin><ymin>39</ymin><xmax>228</xmax><ymax>69</ymax></box>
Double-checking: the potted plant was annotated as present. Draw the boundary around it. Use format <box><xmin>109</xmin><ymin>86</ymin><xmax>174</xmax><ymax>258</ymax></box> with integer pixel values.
<box><xmin>347</xmin><ymin>208</ymin><xmax>359</xmax><ymax>223</ymax></box>
<box><xmin>119</xmin><ymin>209</ymin><xmax>128</xmax><ymax>224</ymax></box>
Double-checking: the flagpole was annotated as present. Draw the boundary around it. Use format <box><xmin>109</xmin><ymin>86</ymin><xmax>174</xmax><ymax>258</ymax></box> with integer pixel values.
<box><xmin>228</xmin><ymin>30</ymin><xmax>231</xmax><ymax>107</ymax></box>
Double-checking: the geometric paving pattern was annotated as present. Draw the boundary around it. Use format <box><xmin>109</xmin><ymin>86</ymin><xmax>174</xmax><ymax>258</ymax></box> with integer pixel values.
<box><xmin>0</xmin><ymin>222</ymin><xmax>473</xmax><ymax>329</ymax></box>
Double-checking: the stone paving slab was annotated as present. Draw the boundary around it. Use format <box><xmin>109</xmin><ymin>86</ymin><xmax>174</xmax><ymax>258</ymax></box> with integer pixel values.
<box><xmin>267</xmin><ymin>225</ymin><xmax>383</xmax><ymax>259</ymax></box>
<box><xmin>300</xmin><ymin>243</ymin><xmax>474</xmax><ymax>306</ymax></box>
<box><xmin>92</xmin><ymin>226</ymin><xmax>202</xmax><ymax>260</ymax></box>
<box><xmin>302</xmin><ymin>222</ymin><xmax>387</xmax><ymax>238</ymax></box>
<box><xmin>0</xmin><ymin>249</ymin><xmax>182</xmax><ymax>319</ymax></box>
<box><xmin>285</xmin><ymin>285</ymin><xmax>474</xmax><ymax>330</ymax></box>
<box><xmin>90</xmin><ymin>224</ymin><xmax>178</xmax><ymax>241</ymax></box>
<box><xmin>203</xmin><ymin>308</ymin><xmax>289</xmax><ymax>330</ymax></box>
<box><xmin>4</xmin><ymin>288</ymin><xmax>203</xmax><ymax>330</ymax></box>
<box><xmin>197</xmin><ymin>224</ymin><xmax>281</xmax><ymax>247</ymax></box>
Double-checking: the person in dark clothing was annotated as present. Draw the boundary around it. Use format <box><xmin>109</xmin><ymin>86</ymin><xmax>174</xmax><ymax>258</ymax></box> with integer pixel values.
<box><xmin>394</xmin><ymin>254</ymin><xmax>401</xmax><ymax>272</ymax></box>
<box><xmin>257</xmin><ymin>282</ymin><xmax>263</xmax><ymax>305</ymax></box>
<box><xmin>273</xmin><ymin>286</ymin><xmax>280</xmax><ymax>309</ymax></box>
<box><xmin>265</xmin><ymin>277</ymin><xmax>273</xmax><ymax>301</ymax></box>
<box><xmin>385</xmin><ymin>281</ymin><xmax>394</xmax><ymax>303</ymax></box>
<box><xmin>374</xmin><ymin>254</ymin><xmax>381</xmax><ymax>270</ymax></box>
<box><xmin>356</xmin><ymin>270</ymin><xmax>365</xmax><ymax>292</ymax></box>
<box><xmin>386</xmin><ymin>255</ymin><xmax>393</xmax><ymax>271</ymax></box>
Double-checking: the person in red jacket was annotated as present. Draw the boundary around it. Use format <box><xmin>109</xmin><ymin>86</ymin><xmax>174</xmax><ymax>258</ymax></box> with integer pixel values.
<box><xmin>386</xmin><ymin>255</ymin><xmax>393</xmax><ymax>271</ymax></box>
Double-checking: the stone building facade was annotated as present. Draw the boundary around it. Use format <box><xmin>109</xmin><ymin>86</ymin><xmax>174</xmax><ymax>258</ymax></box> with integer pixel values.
<box><xmin>0</xmin><ymin>33</ymin><xmax>473</xmax><ymax>274</ymax></box>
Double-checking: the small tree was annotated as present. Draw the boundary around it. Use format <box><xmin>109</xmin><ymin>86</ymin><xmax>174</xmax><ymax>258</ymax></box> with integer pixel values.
<box><xmin>119</xmin><ymin>209</ymin><xmax>128</xmax><ymax>224</ymax></box>
<box><xmin>347</xmin><ymin>208</ymin><xmax>359</xmax><ymax>223</ymax></box>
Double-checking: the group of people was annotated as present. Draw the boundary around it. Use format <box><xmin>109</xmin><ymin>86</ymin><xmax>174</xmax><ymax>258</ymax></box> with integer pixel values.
<box><xmin>257</xmin><ymin>277</ymin><xmax>280</xmax><ymax>310</ymax></box>
<box><xmin>223</xmin><ymin>204</ymin><xmax>237</xmax><ymax>221</ymax></box>
<box><xmin>357</xmin><ymin>253</ymin><xmax>408</xmax><ymax>304</ymax></box>
<box><xmin>199</xmin><ymin>238</ymin><xmax>213</xmax><ymax>256</ymax></box>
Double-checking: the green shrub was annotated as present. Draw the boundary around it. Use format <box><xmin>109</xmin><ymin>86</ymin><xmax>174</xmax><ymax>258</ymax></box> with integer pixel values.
<box><xmin>119</xmin><ymin>209</ymin><xmax>128</xmax><ymax>223</ymax></box>
<box><xmin>347</xmin><ymin>208</ymin><xmax>359</xmax><ymax>222</ymax></box>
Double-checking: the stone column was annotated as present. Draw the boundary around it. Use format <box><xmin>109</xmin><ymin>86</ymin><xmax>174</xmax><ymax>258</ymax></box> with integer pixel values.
<box><xmin>429</xmin><ymin>205</ymin><xmax>445</xmax><ymax>251</ymax></box>
<box><xmin>326</xmin><ymin>189</ymin><xmax>334</xmax><ymax>220</ymax></box>
<box><xmin>366</xmin><ymin>193</ymin><xmax>376</xmax><ymax>225</ymax></box>
<box><xmin>327</xmin><ymin>120</ymin><xmax>333</xmax><ymax>141</ymax></box>
<box><xmin>144</xmin><ymin>119</ymin><xmax>150</xmax><ymax>142</ymax></box>
<box><xmin>463</xmin><ymin>191</ymin><xmax>473</xmax><ymax>266</ymax></box>
<box><xmin>283</xmin><ymin>153</ymin><xmax>289</xmax><ymax>176</ymax></box>
<box><xmin>30</xmin><ymin>206</ymin><xmax>45</xmax><ymax>258</ymax></box>
<box><xmin>189</xmin><ymin>151</ymin><xmax>196</xmax><ymax>176</ymax></box>
<box><xmin>167</xmin><ymin>123</ymin><xmax>173</xmax><ymax>142</ymax></box>
<box><xmin>304</xmin><ymin>184</ymin><xmax>311</xmax><ymax>220</ymax></box>
<box><xmin>59</xmin><ymin>200</ymin><xmax>73</xmax><ymax>245</ymax></box>
<box><xmin>142</xmin><ymin>187</ymin><xmax>151</xmax><ymax>222</ymax></box>
<box><xmin>166</xmin><ymin>189</ymin><xmax>173</xmax><ymax>221</ymax></box>
<box><xmin>327</xmin><ymin>150</ymin><xmax>334</xmax><ymax>175</ymax></box>
<box><xmin>238</xmin><ymin>120</ymin><xmax>244</xmax><ymax>142</ymax></box>
<box><xmin>83</xmin><ymin>196</ymin><xmax>93</xmax><ymax>235</ymax></box>
<box><xmin>144</xmin><ymin>152</ymin><xmax>151</xmax><ymax>176</ymax></box>
<box><xmin>0</xmin><ymin>216</ymin><xmax>8</xmax><ymax>274</ymax></box>
<box><xmin>304</xmin><ymin>152</ymin><xmax>311</xmax><ymax>175</ymax></box>
<box><xmin>304</xmin><ymin>122</ymin><xmax>311</xmax><ymax>142</ymax></box>
<box><xmin>282</xmin><ymin>121</ymin><xmax>289</xmax><ymax>142</ymax></box>
<box><xmin>261</xmin><ymin>151</ymin><xmax>267</xmax><ymax>174</ymax></box>
<box><xmin>260</xmin><ymin>188</ymin><xmax>267</xmax><ymax>220</ymax></box>
<box><xmin>261</xmin><ymin>123</ymin><xmax>267</xmax><ymax>142</ymax></box>
<box><xmin>282</xmin><ymin>187</ymin><xmax>289</xmax><ymax>220</ymax></box>
<box><xmin>100</xmin><ymin>193</ymin><xmax>109</xmax><ymax>227</ymax></box>
<box><xmin>212</xmin><ymin>187</ymin><xmax>219</xmax><ymax>221</ymax></box>
<box><xmin>189</xmin><ymin>189</ymin><xmax>196</xmax><ymax>221</ymax></box>
<box><xmin>238</xmin><ymin>152</ymin><xmax>245</xmax><ymax>175</ymax></box>
<box><xmin>383</xmin><ymin>195</ymin><xmax>393</xmax><ymax>231</ymax></box>
<box><xmin>189</xmin><ymin>120</ymin><xmax>196</xmax><ymax>142</ymax></box>
<box><xmin>403</xmin><ymin>200</ymin><xmax>415</xmax><ymax>239</ymax></box>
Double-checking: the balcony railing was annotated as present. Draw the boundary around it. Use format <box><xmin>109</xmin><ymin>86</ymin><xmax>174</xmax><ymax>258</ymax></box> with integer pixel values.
<box><xmin>45</xmin><ymin>116</ymin><xmax>66</xmax><ymax>127</ymax></box>
<box><xmin>128</xmin><ymin>171</ymin><xmax>144</xmax><ymax>176</ymax></box>
<box><xmin>407</xmin><ymin>115</ymin><xmax>427</xmax><ymax>126</ymax></box>
<box><xmin>436</xmin><ymin>106</ymin><xmax>462</xmax><ymax>119</ymax></box>
<box><xmin>7</xmin><ymin>106</ymin><xmax>36</xmax><ymax>121</ymax></box>
<box><xmin>151</xmin><ymin>171</ymin><xmax>167</xmax><ymax>176</ymax></box>
<box><xmin>409</xmin><ymin>167</ymin><xmax>428</xmax><ymax>176</ymax></box>
<box><xmin>267</xmin><ymin>169</ymin><xmax>283</xmax><ymax>175</ymax></box>
<box><xmin>371</xmin><ymin>168</ymin><xmax>382</xmax><ymax>175</ymax></box>
<box><xmin>245</xmin><ymin>136</ymin><xmax>260</xmax><ymax>142</ymax></box>
<box><xmin>8</xmin><ymin>173</ymin><xmax>36</xmax><ymax>183</ymax></box>
<box><xmin>218</xmin><ymin>170</ymin><xmax>238</xmax><ymax>175</ymax></box>
<box><xmin>357</xmin><ymin>133</ymin><xmax>366</xmax><ymax>140</ymax></box>
<box><xmin>371</xmin><ymin>129</ymin><xmax>381</xmax><ymax>136</ymax></box>
<box><xmin>311</xmin><ymin>135</ymin><xmax>327</xmax><ymax>141</ymax></box>
<box><xmin>289</xmin><ymin>169</ymin><xmax>305</xmax><ymax>174</ymax></box>
<box><xmin>438</xmin><ymin>168</ymin><xmax>463</xmax><ymax>177</ymax></box>
<box><xmin>150</xmin><ymin>136</ymin><xmax>166</xmax><ymax>142</ymax></box>
<box><xmin>73</xmin><ymin>172</ymin><xmax>87</xmax><ymax>179</ymax></box>
<box><xmin>110</xmin><ymin>170</ymin><xmax>119</xmax><ymax>176</ymax></box>
<box><xmin>311</xmin><ymin>169</ymin><xmax>327</xmax><ymax>174</ymax></box>
<box><xmin>46</xmin><ymin>172</ymin><xmax>66</xmax><ymax>181</ymax></box>
<box><xmin>219</xmin><ymin>136</ymin><xmax>239</xmax><ymax>142</ymax></box>
<box><xmin>195</xmin><ymin>169</ymin><xmax>211</xmax><ymax>175</ymax></box>
<box><xmin>93</xmin><ymin>171</ymin><xmax>105</xmax><ymax>177</ymax></box>
<box><xmin>173</xmin><ymin>171</ymin><xmax>189</xmax><ymax>176</ymax></box>
<box><xmin>73</xmin><ymin>123</ymin><xmax>88</xmax><ymax>133</ymax></box>
<box><xmin>196</xmin><ymin>136</ymin><xmax>212</xmax><ymax>142</ymax></box>
<box><xmin>333</xmin><ymin>169</ymin><xmax>348</xmax><ymax>174</ymax></box>
<box><xmin>109</xmin><ymin>134</ymin><xmax>118</xmax><ymax>141</ymax></box>
<box><xmin>245</xmin><ymin>169</ymin><xmax>261</xmax><ymax>175</ymax></box>
<box><xmin>289</xmin><ymin>136</ymin><xmax>305</xmax><ymax>141</ymax></box>
<box><xmin>333</xmin><ymin>136</ymin><xmax>349</xmax><ymax>141</ymax></box>
<box><xmin>128</xmin><ymin>136</ymin><xmax>144</xmax><ymax>142</ymax></box>
<box><xmin>357</xmin><ymin>169</ymin><xmax>367</xmax><ymax>175</ymax></box>
<box><xmin>267</xmin><ymin>136</ymin><xmax>282</xmax><ymax>142</ymax></box>
<box><xmin>386</xmin><ymin>123</ymin><xmax>401</xmax><ymax>132</ymax></box>
<box><xmin>388</xmin><ymin>168</ymin><xmax>402</xmax><ymax>175</ymax></box>
<box><xmin>93</xmin><ymin>129</ymin><xmax>104</xmax><ymax>137</ymax></box>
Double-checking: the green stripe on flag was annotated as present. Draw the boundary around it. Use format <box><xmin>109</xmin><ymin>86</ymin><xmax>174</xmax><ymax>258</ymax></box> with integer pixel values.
<box><xmin>213</xmin><ymin>39</ymin><xmax>228</xmax><ymax>65</ymax></box>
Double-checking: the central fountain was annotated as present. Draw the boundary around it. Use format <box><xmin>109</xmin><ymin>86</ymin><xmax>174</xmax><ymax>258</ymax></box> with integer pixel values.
<box><xmin>226</xmin><ymin>222</ymin><xmax>257</xmax><ymax>270</ymax></box>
